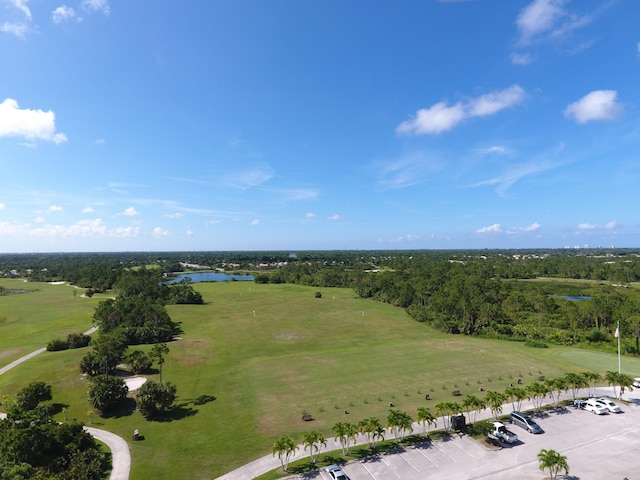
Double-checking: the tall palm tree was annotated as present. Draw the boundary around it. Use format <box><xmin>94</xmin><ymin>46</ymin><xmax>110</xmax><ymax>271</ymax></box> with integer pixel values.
<box><xmin>462</xmin><ymin>395</ymin><xmax>487</xmax><ymax>424</ymax></box>
<box><xmin>526</xmin><ymin>382</ymin><xmax>548</xmax><ymax>411</ymax></box>
<box><xmin>582</xmin><ymin>371</ymin><xmax>601</xmax><ymax>397</ymax></box>
<box><xmin>358</xmin><ymin>417</ymin><xmax>385</xmax><ymax>449</ymax></box>
<box><xmin>387</xmin><ymin>409</ymin><xmax>414</xmax><ymax>443</ymax></box>
<box><xmin>485</xmin><ymin>391</ymin><xmax>506</xmax><ymax>420</ymax></box>
<box><xmin>435</xmin><ymin>401</ymin><xmax>456</xmax><ymax>432</ymax></box>
<box><xmin>563</xmin><ymin>372</ymin><xmax>587</xmax><ymax>401</ymax></box>
<box><xmin>538</xmin><ymin>448</ymin><xmax>569</xmax><ymax>480</ymax></box>
<box><xmin>302</xmin><ymin>431</ymin><xmax>326</xmax><ymax>465</ymax></box>
<box><xmin>332</xmin><ymin>421</ymin><xmax>358</xmax><ymax>456</ymax></box>
<box><xmin>149</xmin><ymin>343</ymin><xmax>169</xmax><ymax>385</ymax></box>
<box><xmin>272</xmin><ymin>435</ymin><xmax>297</xmax><ymax>472</ymax></box>
<box><xmin>416</xmin><ymin>407</ymin><xmax>437</xmax><ymax>436</ymax></box>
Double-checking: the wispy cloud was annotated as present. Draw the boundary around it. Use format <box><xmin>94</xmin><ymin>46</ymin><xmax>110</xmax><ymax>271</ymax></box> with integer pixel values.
<box><xmin>223</xmin><ymin>166</ymin><xmax>274</xmax><ymax>190</ymax></box>
<box><xmin>305</xmin><ymin>212</ymin><xmax>316</xmax><ymax>219</ymax></box>
<box><xmin>564</xmin><ymin>90</ymin><xmax>623</xmax><ymax>123</ymax></box>
<box><xmin>516</xmin><ymin>0</ymin><xmax>566</xmax><ymax>45</ymax></box>
<box><xmin>476</xmin><ymin>145</ymin><xmax>512</xmax><ymax>156</ymax></box>
<box><xmin>48</xmin><ymin>205</ymin><xmax>63</xmax><ymax>212</ymax></box>
<box><xmin>397</xmin><ymin>85</ymin><xmax>525</xmax><ymax>136</ymax></box>
<box><xmin>52</xmin><ymin>6</ymin><xmax>79</xmax><ymax>24</ymax></box>
<box><xmin>327</xmin><ymin>214</ymin><xmax>342</xmax><ymax>221</ymax></box>
<box><xmin>1</xmin><ymin>0</ymin><xmax>32</xmax><ymax>37</ymax></box>
<box><xmin>0</xmin><ymin>99</ymin><xmax>68</xmax><ymax>144</ymax></box>
<box><xmin>477</xmin><ymin>222</ymin><xmax>541</xmax><ymax>235</ymax></box>
<box><xmin>476</xmin><ymin>223</ymin><xmax>503</xmax><ymax>234</ymax></box>
<box><xmin>375</xmin><ymin>152</ymin><xmax>443</xmax><ymax>190</ymax></box>
<box><xmin>152</xmin><ymin>226</ymin><xmax>170</xmax><ymax>238</ymax></box>
<box><xmin>82</xmin><ymin>0</ymin><xmax>110</xmax><ymax>15</ymax></box>
<box><xmin>576</xmin><ymin>220</ymin><xmax>618</xmax><ymax>231</ymax></box>
<box><xmin>511</xmin><ymin>52</ymin><xmax>534</xmax><ymax>65</ymax></box>
<box><xmin>250</xmin><ymin>219</ymin><xmax>260</xmax><ymax>225</ymax></box>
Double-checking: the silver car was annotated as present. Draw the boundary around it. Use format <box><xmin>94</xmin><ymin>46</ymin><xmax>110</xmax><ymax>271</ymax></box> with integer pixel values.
<box><xmin>509</xmin><ymin>411</ymin><xmax>543</xmax><ymax>433</ymax></box>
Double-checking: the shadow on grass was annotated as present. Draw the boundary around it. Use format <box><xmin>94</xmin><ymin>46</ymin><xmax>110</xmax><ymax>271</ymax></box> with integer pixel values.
<box><xmin>102</xmin><ymin>398</ymin><xmax>137</xmax><ymax>419</ymax></box>
<box><xmin>147</xmin><ymin>402</ymin><xmax>198</xmax><ymax>422</ymax></box>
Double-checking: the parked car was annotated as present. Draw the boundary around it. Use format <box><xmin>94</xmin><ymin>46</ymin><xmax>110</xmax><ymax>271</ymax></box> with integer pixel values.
<box><xmin>633</xmin><ymin>378</ymin><xmax>640</xmax><ymax>388</ymax></box>
<box><xmin>583</xmin><ymin>398</ymin><xmax>608</xmax><ymax>415</ymax></box>
<box><xmin>487</xmin><ymin>421</ymin><xmax>519</xmax><ymax>444</ymax></box>
<box><xmin>595</xmin><ymin>397</ymin><xmax>622</xmax><ymax>413</ymax></box>
<box><xmin>510</xmin><ymin>411</ymin><xmax>543</xmax><ymax>434</ymax></box>
<box><xmin>325</xmin><ymin>464</ymin><xmax>350</xmax><ymax>480</ymax></box>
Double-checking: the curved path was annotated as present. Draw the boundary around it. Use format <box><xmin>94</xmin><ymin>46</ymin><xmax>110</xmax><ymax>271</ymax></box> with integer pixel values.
<box><xmin>0</xmin><ymin>325</ymin><xmax>130</xmax><ymax>480</ymax></box>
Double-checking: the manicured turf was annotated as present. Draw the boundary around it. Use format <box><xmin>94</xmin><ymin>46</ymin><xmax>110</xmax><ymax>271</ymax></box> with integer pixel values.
<box><xmin>2</xmin><ymin>279</ymin><xmax>640</xmax><ymax>479</ymax></box>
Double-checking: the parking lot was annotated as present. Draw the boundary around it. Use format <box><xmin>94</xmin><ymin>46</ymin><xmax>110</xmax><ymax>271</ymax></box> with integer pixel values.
<box><xmin>289</xmin><ymin>389</ymin><xmax>640</xmax><ymax>480</ymax></box>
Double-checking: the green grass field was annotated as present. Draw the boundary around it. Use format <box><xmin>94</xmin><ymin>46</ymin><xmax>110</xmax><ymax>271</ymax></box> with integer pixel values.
<box><xmin>2</xmin><ymin>278</ymin><xmax>640</xmax><ymax>479</ymax></box>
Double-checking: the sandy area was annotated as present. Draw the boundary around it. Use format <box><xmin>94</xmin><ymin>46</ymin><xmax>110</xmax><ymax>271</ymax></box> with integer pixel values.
<box><xmin>124</xmin><ymin>376</ymin><xmax>147</xmax><ymax>391</ymax></box>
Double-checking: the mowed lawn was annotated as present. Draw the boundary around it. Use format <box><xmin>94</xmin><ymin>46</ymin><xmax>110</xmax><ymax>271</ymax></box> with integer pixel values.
<box><xmin>2</xmin><ymin>279</ymin><xmax>640</xmax><ymax>479</ymax></box>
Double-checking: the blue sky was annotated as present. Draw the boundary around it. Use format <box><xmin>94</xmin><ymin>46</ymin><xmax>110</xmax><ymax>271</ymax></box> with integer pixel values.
<box><xmin>1</xmin><ymin>0</ymin><xmax>639</xmax><ymax>252</ymax></box>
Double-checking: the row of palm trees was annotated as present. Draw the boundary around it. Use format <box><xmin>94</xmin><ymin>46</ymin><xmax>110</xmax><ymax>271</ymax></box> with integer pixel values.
<box><xmin>272</xmin><ymin>370</ymin><xmax>632</xmax><ymax>472</ymax></box>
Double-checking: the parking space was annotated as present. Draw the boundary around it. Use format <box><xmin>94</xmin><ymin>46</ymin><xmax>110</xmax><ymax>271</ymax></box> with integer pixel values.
<box><xmin>289</xmin><ymin>389</ymin><xmax>640</xmax><ymax>479</ymax></box>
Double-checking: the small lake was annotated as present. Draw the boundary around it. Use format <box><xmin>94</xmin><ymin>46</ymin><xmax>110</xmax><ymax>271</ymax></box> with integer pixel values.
<box><xmin>563</xmin><ymin>295</ymin><xmax>592</xmax><ymax>301</ymax></box>
<box><xmin>164</xmin><ymin>272</ymin><xmax>254</xmax><ymax>284</ymax></box>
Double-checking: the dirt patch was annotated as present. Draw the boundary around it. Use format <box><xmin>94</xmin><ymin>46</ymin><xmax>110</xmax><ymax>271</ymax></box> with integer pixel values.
<box><xmin>0</xmin><ymin>348</ymin><xmax>25</xmax><ymax>361</ymax></box>
<box><xmin>274</xmin><ymin>333</ymin><xmax>300</xmax><ymax>340</ymax></box>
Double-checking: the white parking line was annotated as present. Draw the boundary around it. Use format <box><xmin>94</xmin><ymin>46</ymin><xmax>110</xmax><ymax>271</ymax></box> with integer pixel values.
<box><xmin>379</xmin><ymin>456</ymin><xmax>402</xmax><ymax>478</ymax></box>
<box><xmin>415</xmin><ymin>446</ymin><xmax>439</xmax><ymax>468</ymax></box>
<box><xmin>399</xmin><ymin>451</ymin><xmax>421</xmax><ymax>473</ymax></box>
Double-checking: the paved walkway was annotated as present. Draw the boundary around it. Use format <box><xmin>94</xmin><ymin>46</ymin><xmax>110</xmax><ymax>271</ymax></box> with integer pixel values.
<box><xmin>216</xmin><ymin>385</ymin><xmax>633</xmax><ymax>480</ymax></box>
<box><xmin>0</xmin><ymin>324</ymin><xmax>130</xmax><ymax>480</ymax></box>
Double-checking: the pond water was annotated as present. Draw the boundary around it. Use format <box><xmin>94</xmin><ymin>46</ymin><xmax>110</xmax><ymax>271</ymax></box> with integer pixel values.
<box><xmin>164</xmin><ymin>272</ymin><xmax>254</xmax><ymax>284</ymax></box>
<box><xmin>563</xmin><ymin>295</ymin><xmax>592</xmax><ymax>301</ymax></box>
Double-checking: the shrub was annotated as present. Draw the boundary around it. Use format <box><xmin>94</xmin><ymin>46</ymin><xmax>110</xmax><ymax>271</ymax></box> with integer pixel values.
<box><xmin>585</xmin><ymin>329</ymin><xmax>608</xmax><ymax>343</ymax></box>
<box><xmin>87</xmin><ymin>375</ymin><xmax>128</xmax><ymax>415</ymax></box>
<box><xmin>46</xmin><ymin>338</ymin><xmax>69</xmax><ymax>351</ymax></box>
<box><xmin>67</xmin><ymin>333</ymin><xmax>91</xmax><ymax>349</ymax></box>
<box><xmin>524</xmin><ymin>339</ymin><xmax>548</xmax><ymax>348</ymax></box>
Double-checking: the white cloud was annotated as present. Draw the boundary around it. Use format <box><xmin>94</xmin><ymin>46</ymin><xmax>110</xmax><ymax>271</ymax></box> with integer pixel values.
<box><xmin>152</xmin><ymin>227</ymin><xmax>170</xmax><ymax>238</ymax></box>
<box><xmin>637</xmin><ymin>42</ymin><xmax>640</xmax><ymax>56</ymax></box>
<box><xmin>52</xmin><ymin>6</ymin><xmax>78</xmax><ymax>24</ymax></box>
<box><xmin>165</xmin><ymin>212</ymin><xmax>184</xmax><ymax>219</ymax></box>
<box><xmin>564</xmin><ymin>90</ymin><xmax>623</xmax><ymax>123</ymax></box>
<box><xmin>0</xmin><ymin>203</ymin><xmax>5</xmax><ymax>210</ymax></box>
<box><xmin>48</xmin><ymin>205</ymin><xmax>63</xmax><ymax>212</ymax></box>
<box><xmin>516</xmin><ymin>0</ymin><xmax>565</xmax><ymax>44</ymax></box>
<box><xmin>34</xmin><ymin>216</ymin><xmax>45</xmax><ymax>223</ymax></box>
<box><xmin>186</xmin><ymin>230</ymin><xmax>194</xmax><ymax>237</ymax></box>
<box><xmin>327</xmin><ymin>214</ymin><xmax>342</xmax><ymax>221</ymax></box>
<box><xmin>506</xmin><ymin>222</ymin><xmax>541</xmax><ymax>233</ymax></box>
<box><xmin>82</xmin><ymin>206</ymin><xmax>95</xmax><ymax>213</ymax></box>
<box><xmin>1</xmin><ymin>0</ymin><xmax>31</xmax><ymax>37</ymax></box>
<box><xmin>511</xmin><ymin>53</ymin><xmax>533</xmax><ymax>65</ymax></box>
<box><xmin>224</xmin><ymin>166</ymin><xmax>273</xmax><ymax>190</ymax></box>
<box><xmin>123</xmin><ymin>206</ymin><xmax>139</xmax><ymax>216</ymax></box>
<box><xmin>0</xmin><ymin>218</ymin><xmax>143</xmax><ymax>239</ymax></box>
<box><xmin>397</xmin><ymin>85</ymin><xmax>525</xmax><ymax>136</ymax></box>
<box><xmin>205</xmin><ymin>219</ymin><xmax>221</xmax><ymax>225</ymax></box>
<box><xmin>577</xmin><ymin>221</ymin><xmax>618</xmax><ymax>231</ymax></box>
<box><xmin>0</xmin><ymin>99</ymin><xmax>68</xmax><ymax>144</ymax></box>
<box><xmin>476</xmin><ymin>223</ymin><xmax>503</xmax><ymax>234</ymax></box>
<box><xmin>375</xmin><ymin>152</ymin><xmax>443</xmax><ymax>190</ymax></box>
<box><xmin>305</xmin><ymin>212</ymin><xmax>316</xmax><ymax>219</ymax></box>
<box><xmin>251</xmin><ymin>219</ymin><xmax>260</xmax><ymax>225</ymax></box>
<box><xmin>477</xmin><ymin>145</ymin><xmax>510</xmax><ymax>155</ymax></box>
<box><xmin>467</xmin><ymin>85</ymin><xmax>526</xmax><ymax>117</ymax></box>
<box><xmin>82</xmin><ymin>0</ymin><xmax>110</xmax><ymax>15</ymax></box>
<box><xmin>111</xmin><ymin>225</ymin><xmax>139</xmax><ymax>238</ymax></box>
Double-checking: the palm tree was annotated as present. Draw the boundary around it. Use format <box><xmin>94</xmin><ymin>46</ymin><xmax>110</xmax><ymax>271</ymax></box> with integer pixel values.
<box><xmin>538</xmin><ymin>448</ymin><xmax>569</xmax><ymax>480</ymax></box>
<box><xmin>416</xmin><ymin>407</ymin><xmax>437</xmax><ymax>436</ymax></box>
<box><xmin>605</xmin><ymin>371</ymin><xmax>634</xmax><ymax>399</ymax></box>
<box><xmin>435</xmin><ymin>401</ymin><xmax>457</xmax><ymax>432</ymax></box>
<box><xmin>582</xmin><ymin>371</ymin><xmax>601</xmax><ymax>397</ymax></box>
<box><xmin>149</xmin><ymin>343</ymin><xmax>169</xmax><ymax>385</ymax></box>
<box><xmin>332</xmin><ymin>421</ymin><xmax>358</xmax><ymax>456</ymax></box>
<box><xmin>302</xmin><ymin>431</ymin><xmax>326</xmax><ymax>465</ymax></box>
<box><xmin>485</xmin><ymin>391</ymin><xmax>506</xmax><ymax>420</ymax></box>
<box><xmin>358</xmin><ymin>417</ymin><xmax>385</xmax><ymax>449</ymax></box>
<box><xmin>462</xmin><ymin>395</ymin><xmax>485</xmax><ymax>425</ymax></box>
<box><xmin>387</xmin><ymin>409</ymin><xmax>414</xmax><ymax>443</ymax></box>
<box><xmin>526</xmin><ymin>382</ymin><xmax>548</xmax><ymax>411</ymax></box>
<box><xmin>272</xmin><ymin>435</ymin><xmax>297</xmax><ymax>472</ymax></box>
<box><xmin>544</xmin><ymin>377</ymin><xmax>566</xmax><ymax>408</ymax></box>
<box><xmin>504</xmin><ymin>386</ymin><xmax>527</xmax><ymax>413</ymax></box>
<box><xmin>563</xmin><ymin>372</ymin><xmax>586</xmax><ymax>401</ymax></box>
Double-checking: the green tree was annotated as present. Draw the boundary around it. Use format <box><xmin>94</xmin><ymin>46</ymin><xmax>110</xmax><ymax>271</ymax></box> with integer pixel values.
<box><xmin>386</xmin><ymin>409</ymin><xmax>413</xmax><ymax>443</ymax></box>
<box><xmin>544</xmin><ymin>377</ymin><xmax>567</xmax><ymax>408</ymax></box>
<box><xmin>563</xmin><ymin>372</ymin><xmax>587</xmax><ymax>401</ymax></box>
<box><xmin>416</xmin><ymin>406</ymin><xmax>437</xmax><ymax>436</ymax></box>
<box><xmin>91</xmin><ymin>332</ymin><xmax>128</xmax><ymax>378</ymax></box>
<box><xmin>604</xmin><ymin>371</ymin><xmax>634</xmax><ymax>399</ymax></box>
<box><xmin>526</xmin><ymin>382</ymin><xmax>548</xmax><ymax>411</ymax></box>
<box><xmin>302</xmin><ymin>431</ymin><xmax>326</xmax><ymax>465</ymax></box>
<box><xmin>135</xmin><ymin>380</ymin><xmax>177</xmax><ymax>418</ymax></box>
<box><xmin>272</xmin><ymin>435</ymin><xmax>297</xmax><ymax>472</ymax></box>
<box><xmin>87</xmin><ymin>375</ymin><xmax>128</xmax><ymax>415</ymax></box>
<box><xmin>358</xmin><ymin>416</ymin><xmax>385</xmax><ymax>449</ymax></box>
<box><xmin>332</xmin><ymin>421</ymin><xmax>358</xmax><ymax>456</ymax></box>
<box><xmin>582</xmin><ymin>371</ymin><xmax>601</xmax><ymax>397</ymax></box>
<box><xmin>462</xmin><ymin>394</ymin><xmax>486</xmax><ymax>425</ymax></box>
<box><xmin>435</xmin><ymin>401</ymin><xmax>458</xmax><ymax>432</ymax></box>
<box><xmin>127</xmin><ymin>350</ymin><xmax>152</xmax><ymax>374</ymax></box>
<box><xmin>484</xmin><ymin>391</ymin><xmax>506</xmax><ymax>420</ymax></box>
<box><xmin>538</xmin><ymin>448</ymin><xmax>569</xmax><ymax>480</ymax></box>
<box><xmin>150</xmin><ymin>343</ymin><xmax>170</xmax><ymax>385</ymax></box>
<box><xmin>15</xmin><ymin>381</ymin><xmax>52</xmax><ymax>411</ymax></box>
<box><xmin>504</xmin><ymin>386</ymin><xmax>527</xmax><ymax>413</ymax></box>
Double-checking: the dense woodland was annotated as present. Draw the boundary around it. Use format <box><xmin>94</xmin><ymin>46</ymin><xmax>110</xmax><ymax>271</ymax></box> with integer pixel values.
<box><xmin>3</xmin><ymin>249</ymin><xmax>640</xmax><ymax>351</ymax></box>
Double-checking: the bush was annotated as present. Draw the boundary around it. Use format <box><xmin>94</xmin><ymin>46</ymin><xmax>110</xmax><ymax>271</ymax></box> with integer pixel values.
<box><xmin>87</xmin><ymin>375</ymin><xmax>128</xmax><ymax>415</ymax></box>
<box><xmin>127</xmin><ymin>350</ymin><xmax>152</xmax><ymax>374</ymax></box>
<box><xmin>314</xmin><ymin>291</ymin><xmax>322</xmax><ymax>298</ymax></box>
<box><xmin>524</xmin><ymin>339</ymin><xmax>548</xmax><ymax>348</ymax></box>
<box><xmin>67</xmin><ymin>333</ymin><xmax>91</xmax><ymax>349</ymax></box>
<box><xmin>585</xmin><ymin>329</ymin><xmax>608</xmax><ymax>343</ymax></box>
<box><xmin>16</xmin><ymin>381</ymin><xmax>52</xmax><ymax>411</ymax></box>
<box><xmin>136</xmin><ymin>381</ymin><xmax>177</xmax><ymax>418</ymax></box>
<box><xmin>46</xmin><ymin>338</ymin><xmax>69</xmax><ymax>351</ymax></box>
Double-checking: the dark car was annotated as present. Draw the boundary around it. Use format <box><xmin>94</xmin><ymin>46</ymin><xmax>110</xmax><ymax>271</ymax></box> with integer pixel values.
<box><xmin>509</xmin><ymin>411</ymin><xmax>543</xmax><ymax>434</ymax></box>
